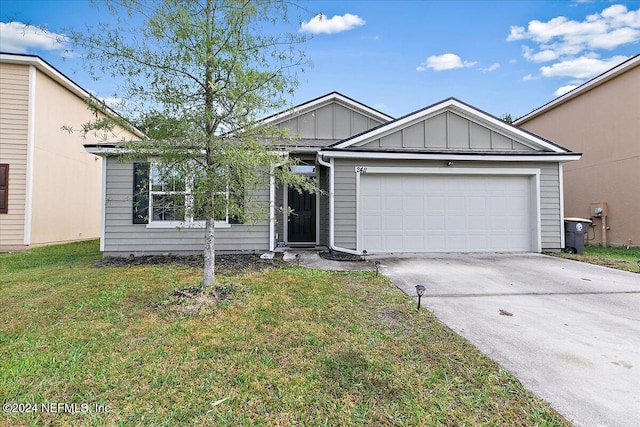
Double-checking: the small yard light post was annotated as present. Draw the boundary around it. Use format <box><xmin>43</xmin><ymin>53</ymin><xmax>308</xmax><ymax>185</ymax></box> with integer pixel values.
<box><xmin>295</xmin><ymin>253</ymin><xmax>301</xmax><ymax>266</ymax></box>
<box><xmin>362</xmin><ymin>250</ymin><xmax>368</xmax><ymax>261</ymax></box>
<box><xmin>374</xmin><ymin>260</ymin><xmax>381</xmax><ymax>276</ymax></box>
<box><xmin>415</xmin><ymin>285</ymin><xmax>426</xmax><ymax>311</ymax></box>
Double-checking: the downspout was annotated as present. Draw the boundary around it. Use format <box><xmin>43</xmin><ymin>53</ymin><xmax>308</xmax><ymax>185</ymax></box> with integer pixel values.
<box><xmin>317</xmin><ymin>152</ymin><xmax>360</xmax><ymax>255</ymax></box>
<box><xmin>269</xmin><ymin>167</ymin><xmax>275</xmax><ymax>251</ymax></box>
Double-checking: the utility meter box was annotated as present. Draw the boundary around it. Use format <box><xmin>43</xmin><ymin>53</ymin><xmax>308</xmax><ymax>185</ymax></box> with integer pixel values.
<box><xmin>590</xmin><ymin>202</ymin><xmax>608</xmax><ymax>218</ymax></box>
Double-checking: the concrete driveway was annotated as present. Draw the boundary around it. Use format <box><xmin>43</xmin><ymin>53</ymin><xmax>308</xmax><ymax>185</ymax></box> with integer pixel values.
<box><xmin>378</xmin><ymin>253</ymin><xmax>640</xmax><ymax>427</ymax></box>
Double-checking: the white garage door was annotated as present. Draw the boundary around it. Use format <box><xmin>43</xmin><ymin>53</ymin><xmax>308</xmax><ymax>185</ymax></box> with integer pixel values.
<box><xmin>359</xmin><ymin>174</ymin><xmax>533</xmax><ymax>253</ymax></box>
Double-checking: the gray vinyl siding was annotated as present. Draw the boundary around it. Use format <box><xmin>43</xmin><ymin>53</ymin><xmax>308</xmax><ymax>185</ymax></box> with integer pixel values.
<box><xmin>333</xmin><ymin>158</ymin><xmax>562</xmax><ymax>251</ymax></box>
<box><xmin>356</xmin><ymin>111</ymin><xmax>538</xmax><ymax>151</ymax></box>
<box><xmin>103</xmin><ymin>157</ymin><xmax>269</xmax><ymax>256</ymax></box>
<box><xmin>277</xmin><ymin>101</ymin><xmax>385</xmax><ymax>140</ymax></box>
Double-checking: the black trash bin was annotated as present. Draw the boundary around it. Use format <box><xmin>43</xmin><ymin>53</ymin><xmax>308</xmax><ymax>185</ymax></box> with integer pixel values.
<box><xmin>564</xmin><ymin>218</ymin><xmax>592</xmax><ymax>254</ymax></box>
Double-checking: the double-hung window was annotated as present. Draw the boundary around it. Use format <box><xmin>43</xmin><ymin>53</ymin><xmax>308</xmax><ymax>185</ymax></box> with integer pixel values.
<box><xmin>148</xmin><ymin>163</ymin><xmax>230</xmax><ymax>228</ymax></box>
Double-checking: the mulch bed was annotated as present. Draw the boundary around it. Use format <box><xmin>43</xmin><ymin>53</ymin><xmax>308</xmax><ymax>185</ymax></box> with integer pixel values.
<box><xmin>94</xmin><ymin>253</ymin><xmax>285</xmax><ymax>274</ymax></box>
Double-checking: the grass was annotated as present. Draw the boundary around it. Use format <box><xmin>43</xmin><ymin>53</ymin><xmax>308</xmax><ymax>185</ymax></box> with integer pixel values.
<box><xmin>552</xmin><ymin>245</ymin><xmax>640</xmax><ymax>273</ymax></box>
<box><xmin>1</xmin><ymin>240</ymin><xmax>569</xmax><ymax>426</ymax></box>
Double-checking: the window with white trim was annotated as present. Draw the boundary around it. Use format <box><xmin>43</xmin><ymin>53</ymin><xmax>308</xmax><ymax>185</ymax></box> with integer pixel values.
<box><xmin>148</xmin><ymin>163</ymin><xmax>229</xmax><ymax>227</ymax></box>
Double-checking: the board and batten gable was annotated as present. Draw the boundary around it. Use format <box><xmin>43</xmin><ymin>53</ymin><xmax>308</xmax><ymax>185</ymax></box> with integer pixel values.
<box><xmin>351</xmin><ymin>110</ymin><xmax>538</xmax><ymax>151</ymax></box>
<box><xmin>103</xmin><ymin>157</ymin><xmax>270</xmax><ymax>256</ymax></box>
<box><xmin>331</xmin><ymin>158</ymin><xmax>562</xmax><ymax>251</ymax></box>
<box><xmin>0</xmin><ymin>61</ymin><xmax>29</xmax><ymax>248</ymax></box>
<box><xmin>273</xmin><ymin>97</ymin><xmax>388</xmax><ymax>140</ymax></box>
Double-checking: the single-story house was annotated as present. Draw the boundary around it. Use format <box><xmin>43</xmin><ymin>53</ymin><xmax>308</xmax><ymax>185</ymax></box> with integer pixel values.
<box><xmin>86</xmin><ymin>92</ymin><xmax>580</xmax><ymax>256</ymax></box>
<box><xmin>0</xmin><ymin>52</ymin><xmax>142</xmax><ymax>251</ymax></box>
<box><xmin>515</xmin><ymin>54</ymin><xmax>639</xmax><ymax>248</ymax></box>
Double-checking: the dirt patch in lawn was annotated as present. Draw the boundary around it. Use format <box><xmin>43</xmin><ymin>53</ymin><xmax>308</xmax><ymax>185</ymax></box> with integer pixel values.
<box><xmin>94</xmin><ymin>253</ymin><xmax>285</xmax><ymax>274</ymax></box>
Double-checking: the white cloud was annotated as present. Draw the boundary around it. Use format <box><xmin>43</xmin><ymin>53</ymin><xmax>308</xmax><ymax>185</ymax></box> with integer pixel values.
<box><xmin>522</xmin><ymin>74</ymin><xmax>533</xmax><ymax>81</ymax></box>
<box><xmin>300</xmin><ymin>13</ymin><xmax>365</xmax><ymax>34</ymax></box>
<box><xmin>508</xmin><ymin>5</ymin><xmax>638</xmax><ymax>83</ymax></box>
<box><xmin>479</xmin><ymin>63</ymin><xmax>500</xmax><ymax>72</ymax></box>
<box><xmin>540</xmin><ymin>55</ymin><xmax>628</xmax><ymax>79</ymax></box>
<box><xmin>509</xmin><ymin>59</ymin><xmax>518</xmax><ymax>64</ymax></box>
<box><xmin>507</xmin><ymin>4</ymin><xmax>640</xmax><ymax>62</ymax></box>
<box><xmin>418</xmin><ymin>53</ymin><xmax>476</xmax><ymax>71</ymax></box>
<box><xmin>0</xmin><ymin>22</ymin><xmax>67</xmax><ymax>53</ymax></box>
<box><xmin>522</xmin><ymin>46</ymin><xmax>559</xmax><ymax>63</ymax></box>
<box><xmin>553</xmin><ymin>84</ymin><xmax>579</xmax><ymax>97</ymax></box>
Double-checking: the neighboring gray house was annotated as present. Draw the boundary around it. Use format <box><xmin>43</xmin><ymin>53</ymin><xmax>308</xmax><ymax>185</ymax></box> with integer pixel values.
<box><xmin>86</xmin><ymin>92</ymin><xmax>580</xmax><ymax>256</ymax></box>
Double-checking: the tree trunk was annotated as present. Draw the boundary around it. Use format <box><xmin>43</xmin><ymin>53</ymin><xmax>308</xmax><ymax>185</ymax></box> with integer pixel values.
<box><xmin>203</xmin><ymin>217</ymin><xmax>216</xmax><ymax>287</ymax></box>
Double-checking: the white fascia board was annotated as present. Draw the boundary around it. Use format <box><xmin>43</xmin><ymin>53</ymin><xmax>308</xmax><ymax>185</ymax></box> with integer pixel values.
<box><xmin>319</xmin><ymin>150</ymin><xmax>581</xmax><ymax>162</ymax></box>
<box><xmin>515</xmin><ymin>55</ymin><xmax>640</xmax><ymax>125</ymax></box>
<box><xmin>334</xmin><ymin>98</ymin><xmax>568</xmax><ymax>153</ymax></box>
<box><xmin>85</xmin><ymin>146</ymin><xmax>135</xmax><ymax>156</ymax></box>
<box><xmin>261</xmin><ymin>92</ymin><xmax>393</xmax><ymax>126</ymax></box>
<box><xmin>84</xmin><ymin>146</ymin><xmax>215</xmax><ymax>157</ymax></box>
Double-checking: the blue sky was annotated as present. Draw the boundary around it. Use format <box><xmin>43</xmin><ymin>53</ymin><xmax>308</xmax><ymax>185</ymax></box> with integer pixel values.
<box><xmin>1</xmin><ymin>0</ymin><xmax>639</xmax><ymax>119</ymax></box>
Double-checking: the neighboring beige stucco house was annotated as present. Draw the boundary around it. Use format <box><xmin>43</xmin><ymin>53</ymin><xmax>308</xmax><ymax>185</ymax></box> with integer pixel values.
<box><xmin>0</xmin><ymin>52</ymin><xmax>142</xmax><ymax>251</ymax></box>
<box><xmin>515</xmin><ymin>55</ymin><xmax>640</xmax><ymax>248</ymax></box>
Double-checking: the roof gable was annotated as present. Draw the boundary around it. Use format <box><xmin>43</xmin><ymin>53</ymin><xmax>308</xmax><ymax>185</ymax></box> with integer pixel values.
<box><xmin>515</xmin><ymin>54</ymin><xmax>640</xmax><ymax>125</ymax></box>
<box><xmin>262</xmin><ymin>92</ymin><xmax>393</xmax><ymax>141</ymax></box>
<box><xmin>333</xmin><ymin>98</ymin><xmax>569</xmax><ymax>153</ymax></box>
<box><xmin>0</xmin><ymin>52</ymin><xmax>145</xmax><ymax>139</ymax></box>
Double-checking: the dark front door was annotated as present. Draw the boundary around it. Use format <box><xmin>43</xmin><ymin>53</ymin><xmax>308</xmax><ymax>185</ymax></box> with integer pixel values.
<box><xmin>288</xmin><ymin>188</ymin><xmax>316</xmax><ymax>243</ymax></box>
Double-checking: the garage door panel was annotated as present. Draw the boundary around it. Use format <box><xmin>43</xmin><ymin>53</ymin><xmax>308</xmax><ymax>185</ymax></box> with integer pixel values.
<box><xmin>360</xmin><ymin>174</ymin><xmax>533</xmax><ymax>253</ymax></box>
<box><xmin>403</xmin><ymin>197</ymin><xmax>424</xmax><ymax>211</ymax></box>
<box><xmin>362</xmin><ymin>214</ymin><xmax>382</xmax><ymax>230</ymax></box>
<box><xmin>384</xmin><ymin>215</ymin><xmax>403</xmax><ymax>230</ymax></box>
<box><xmin>405</xmin><ymin>215</ymin><xmax>424</xmax><ymax>230</ymax></box>
<box><xmin>361</xmin><ymin>196</ymin><xmax>382</xmax><ymax>211</ymax></box>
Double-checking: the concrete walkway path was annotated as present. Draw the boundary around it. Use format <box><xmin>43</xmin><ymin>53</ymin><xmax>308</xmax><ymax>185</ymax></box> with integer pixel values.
<box><xmin>282</xmin><ymin>250</ymin><xmax>373</xmax><ymax>271</ymax></box>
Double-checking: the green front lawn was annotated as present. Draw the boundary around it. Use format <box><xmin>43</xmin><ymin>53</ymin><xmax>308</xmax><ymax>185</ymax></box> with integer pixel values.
<box><xmin>553</xmin><ymin>245</ymin><xmax>640</xmax><ymax>273</ymax></box>
<box><xmin>1</xmin><ymin>241</ymin><xmax>568</xmax><ymax>426</ymax></box>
